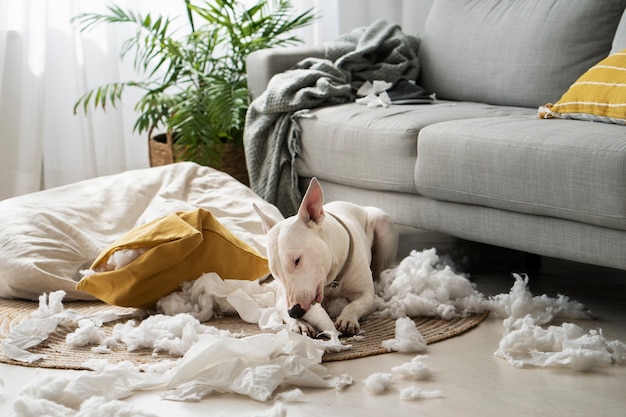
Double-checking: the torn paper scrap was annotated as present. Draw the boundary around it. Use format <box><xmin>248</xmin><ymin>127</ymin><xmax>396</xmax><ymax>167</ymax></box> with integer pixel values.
<box><xmin>2</xmin><ymin>290</ymin><xmax>140</xmax><ymax>363</ymax></box>
<box><xmin>165</xmin><ymin>329</ymin><xmax>347</xmax><ymax>402</ymax></box>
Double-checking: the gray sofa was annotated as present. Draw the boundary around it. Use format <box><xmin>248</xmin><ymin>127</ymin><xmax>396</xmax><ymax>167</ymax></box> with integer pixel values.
<box><xmin>245</xmin><ymin>0</ymin><xmax>626</xmax><ymax>271</ymax></box>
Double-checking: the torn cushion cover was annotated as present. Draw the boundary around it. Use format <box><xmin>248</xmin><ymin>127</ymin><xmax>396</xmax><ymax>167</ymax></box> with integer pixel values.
<box><xmin>538</xmin><ymin>48</ymin><xmax>626</xmax><ymax>125</ymax></box>
<box><xmin>76</xmin><ymin>208</ymin><xmax>269</xmax><ymax>309</ymax></box>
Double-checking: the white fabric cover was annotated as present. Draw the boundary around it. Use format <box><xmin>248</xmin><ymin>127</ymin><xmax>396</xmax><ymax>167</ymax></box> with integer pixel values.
<box><xmin>0</xmin><ymin>162</ymin><xmax>283</xmax><ymax>301</ymax></box>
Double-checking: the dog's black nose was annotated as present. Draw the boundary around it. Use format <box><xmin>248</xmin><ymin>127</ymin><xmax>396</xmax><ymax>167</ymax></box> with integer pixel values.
<box><xmin>288</xmin><ymin>304</ymin><xmax>306</xmax><ymax>319</ymax></box>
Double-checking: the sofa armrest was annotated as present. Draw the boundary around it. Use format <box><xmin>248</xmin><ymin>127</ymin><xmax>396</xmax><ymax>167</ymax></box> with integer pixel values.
<box><xmin>246</xmin><ymin>45</ymin><xmax>325</xmax><ymax>99</ymax></box>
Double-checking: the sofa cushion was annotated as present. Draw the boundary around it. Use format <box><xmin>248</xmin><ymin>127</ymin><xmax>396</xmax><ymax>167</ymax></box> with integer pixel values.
<box><xmin>296</xmin><ymin>102</ymin><xmax>534</xmax><ymax>193</ymax></box>
<box><xmin>415</xmin><ymin>116</ymin><xmax>626</xmax><ymax>230</ymax></box>
<box><xmin>419</xmin><ymin>0</ymin><xmax>626</xmax><ymax>108</ymax></box>
<box><xmin>538</xmin><ymin>49</ymin><xmax>626</xmax><ymax>125</ymax></box>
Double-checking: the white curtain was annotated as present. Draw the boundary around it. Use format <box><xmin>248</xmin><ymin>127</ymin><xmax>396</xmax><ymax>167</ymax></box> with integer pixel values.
<box><xmin>0</xmin><ymin>0</ymin><xmax>431</xmax><ymax>200</ymax></box>
<box><xmin>294</xmin><ymin>0</ymin><xmax>433</xmax><ymax>44</ymax></box>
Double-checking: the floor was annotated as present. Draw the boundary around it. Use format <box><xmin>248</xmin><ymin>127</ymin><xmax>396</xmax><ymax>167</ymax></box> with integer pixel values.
<box><xmin>1</xmin><ymin>227</ymin><xmax>625</xmax><ymax>417</ymax></box>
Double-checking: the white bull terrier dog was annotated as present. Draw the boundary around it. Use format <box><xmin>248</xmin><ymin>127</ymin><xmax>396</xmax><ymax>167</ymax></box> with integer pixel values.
<box><xmin>254</xmin><ymin>177</ymin><xmax>398</xmax><ymax>336</ymax></box>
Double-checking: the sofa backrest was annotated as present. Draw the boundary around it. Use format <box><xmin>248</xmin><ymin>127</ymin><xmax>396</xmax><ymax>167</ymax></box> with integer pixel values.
<box><xmin>612</xmin><ymin>8</ymin><xmax>626</xmax><ymax>53</ymax></box>
<box><xmin>418</xmin><ymin>0</ymin><xmax>626</xmax><ymax>108</ymax></box>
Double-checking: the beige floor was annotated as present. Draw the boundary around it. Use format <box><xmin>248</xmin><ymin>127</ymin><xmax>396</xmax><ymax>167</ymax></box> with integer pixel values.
<box><xmin>1</xmin><ymin>227</ymin><xmax>625</xmax><ymax>417</ymax></box>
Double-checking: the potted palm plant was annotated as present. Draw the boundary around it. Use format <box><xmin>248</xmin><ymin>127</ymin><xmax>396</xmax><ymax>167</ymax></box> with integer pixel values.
<box><xmin>73</xmin><ymin>0</ymin><xmax>317</xmax><ymax>184</ymax></box>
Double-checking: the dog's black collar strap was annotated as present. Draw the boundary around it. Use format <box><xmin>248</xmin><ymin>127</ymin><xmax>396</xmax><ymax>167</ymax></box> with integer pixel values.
<box><xmin>326</xmin><ymin>212</ymin><xmax>353</xmax><ymax>290</ymax></box>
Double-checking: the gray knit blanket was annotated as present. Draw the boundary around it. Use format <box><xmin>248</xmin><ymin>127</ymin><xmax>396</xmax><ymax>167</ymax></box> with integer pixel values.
<box><xmin>244</xmin><ymin>20</ymin><xmax>420</xmax><ymax>215</ymax></box>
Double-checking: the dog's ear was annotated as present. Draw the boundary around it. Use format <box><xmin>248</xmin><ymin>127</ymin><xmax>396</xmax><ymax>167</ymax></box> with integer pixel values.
<box><xmin>253</xmin><ymin>203</ymin><xmax>278</xmax><ymax>233</ymax></box>
<box><xmin>298</xmin><ymin>177</ymin><xmax>325</xmax><ymax>225</ymax></box>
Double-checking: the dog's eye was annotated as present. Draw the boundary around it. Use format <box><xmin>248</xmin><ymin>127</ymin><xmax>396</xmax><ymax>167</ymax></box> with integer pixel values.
<box><xmin>294</xmin><ymin>257</ymin><xmax>301</xmax><ymax>266</ymax></box>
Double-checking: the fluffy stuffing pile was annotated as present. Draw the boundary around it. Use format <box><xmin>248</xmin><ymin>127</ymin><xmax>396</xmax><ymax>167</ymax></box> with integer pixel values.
<box><xmin>3</xmin><ymin>248</ymin><xmax>626</xmax><ymax>416</ymax></box>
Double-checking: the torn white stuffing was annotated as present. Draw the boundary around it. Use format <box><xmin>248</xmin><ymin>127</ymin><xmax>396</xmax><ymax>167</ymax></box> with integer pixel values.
<box><xmin>391</xmin><ymin>355</ymin><xmax>431</xmax><ymax>380</ymax></box>
<box><xmin>32</xmin><ymin>291</ymin><xmax>66</xmax><ymax>318</ymax></box>
<box><xmin>363</xmin><ymin>372</ymin><xmax>393</xmax><ymax>394</ymax></box>
<box><xmin>111</xmin><ymin>313</ymin><xmax>231</xmax><ymax>356</ymax></box>
<box><xmin>484</xmin><ymin>274</ymin><xmax>592</xmax><ymax>323</ymax></box>
<box><xmin>6</xmin><ymin>247</ymin><xmax>626</xmax><ymax>415</ymax></box>
<box><xmin>495</xmin><ymin>315</ymin><xmax>626</xmax><ymax>371</ymax></box>
<box><xmin>275</xmin><ymin>388</ymin><xmax>306</xmax><ymax>402</ymax></box>
<box><xmin>156</xmin><ymin>272</ymin><xmax>280</xmax><ymax>326</ymax></box>
<box><xmin>74</xmin><ymin>396</ymin><xmax>160</xmax><ymax>417</ymax></box>
<box><xmin>93</xmin><ymin>248</ymin><xmax>149</xmax><ymax>272</ymax></box>
<box><xmin>2</xmin><ymin>290</ymin><xmax>139</xmax><ymax>363</ymax></box>
<box><xmin>12</xmin><ymin>361</ymin><xmax>170</xmax><ymax>417</ymax></box>
<box><xmin>381</xmin><ymin>317</ymin><xmax>427</xmax><ymax>353</ymax></box>
<box><xmin>375</xmin><ymin>249</ymin><xmax>486</xmax><ymax>320</ymax></box>
<box><xmin>399</xmin><ymin>386</ymin><xmax>443</xmax><ymax>401</ymax></box>
<box><xmin>66</xmin><ymin>319</ymin><xmax>105</xmax><ymax>347</ymax></box>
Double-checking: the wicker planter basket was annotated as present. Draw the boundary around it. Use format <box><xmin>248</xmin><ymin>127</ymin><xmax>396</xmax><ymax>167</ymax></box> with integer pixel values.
<box><xmin>149</xmin><ymin>130</ymin><xmax>249</xmax><ymax>186</ymax></box>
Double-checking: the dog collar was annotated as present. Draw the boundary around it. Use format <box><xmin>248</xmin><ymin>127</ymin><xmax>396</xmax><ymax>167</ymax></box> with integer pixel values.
<box><xmin>326</xmin><ymin>212</ymin><xmax>354</xmax><ymax>290</ymax></box>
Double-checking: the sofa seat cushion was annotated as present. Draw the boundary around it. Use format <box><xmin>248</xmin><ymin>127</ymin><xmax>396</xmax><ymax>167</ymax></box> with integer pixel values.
<box><xmin>296</xmin><ymin>102</ymin><xmax>534</xmax><ymax>193</ymax></box>
<box><xmin>415</xmin><ymin>116</ymin><xmax>626</xmax><ymax>230</ymax></box>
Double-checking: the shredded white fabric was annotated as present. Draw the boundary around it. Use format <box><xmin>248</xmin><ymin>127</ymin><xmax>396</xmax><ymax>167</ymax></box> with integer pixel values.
<box><xmin>163</xmin><ymin>329</ymin><xmax>348</xmax><ymax>402</ymax></box>
<box><xmin>381</xmin><ymin>317</ymin><xmax>427</xmax><ymax>353</ymax></box>
<box><xmin>363</xmin><ymin>372</ymin><xmax>393</xmax><ymax>394</ymax></box>
<box><xmin>399</xmin><ymin>386</ymin><xmax>443</xmax><ymax>401</ymax></box>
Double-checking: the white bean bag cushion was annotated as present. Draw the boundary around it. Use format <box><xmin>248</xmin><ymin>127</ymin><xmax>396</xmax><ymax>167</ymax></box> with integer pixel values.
<box><xmin>0</xmin><ymin>162</ymin><xmax>282</xmax><ymax>301</ymax></box>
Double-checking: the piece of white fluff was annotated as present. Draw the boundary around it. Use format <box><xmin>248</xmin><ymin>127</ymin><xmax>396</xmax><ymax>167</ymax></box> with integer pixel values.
<box><xmin>381</xmin><ymin>317</ymin><xmax>427</xmax><ymax>353</ymax></box>
<box><xmin>275</xmin><ymin>388</ymin><xmax>306</xmax><ymax>402</ymax></box>
<box><xmin>65</xmin><ymin>319</ymin><xmax>106</xmax><ymax>347</ymax></box>
<box><xmin>75</xmin><ymin>396</ymin><xmax>160</xmax><ymax>417</ymax></box>
<box><xmin>399</xmin><ymin>386</ymin><xmax>443</xmax><ymax>401</ymax></box>
<box><xmin>495</xmin><ymin>315</ymin><xmax>626</xmax><ymax>371</ymax></box>
<box><xmin>363</xmin><ymin>372</ymin><xmax>393</xmax><ymax>394</ymax></box>
<box><xmin>375</xmin><ymin>249</ymin><xmax>485</xmax><ymax>320</ymax></box>
<box><xmin>31</xmin><ymin>290</ymin><xmax>66</xmax><ymax>318</ymax></box>
<box><xmin>13</xmin><ymin>361</ymin><xmax>170</xmax><ymax>417</ymax></box>
<box><xmin>391</xmin><ymin>355</ymin><xmax>431</xmax><ymax>380</ymax></box>
<box><xmin>155</xmin><ymin>272</ymin><xmax>278</xmax><ymax>324</ymax></box>
<box><xmin>111</xmin><ymin>313</ymin><xmax>231</xmax><ymax>356</ymax></box>
<box><xmin>484</xmin><ymin>273</ymin><xmax>592</xmax><ymax>323</ymax></box>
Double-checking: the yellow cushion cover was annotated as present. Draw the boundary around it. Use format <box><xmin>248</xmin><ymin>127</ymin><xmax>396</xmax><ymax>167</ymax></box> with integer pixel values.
<box><xmin>76</xmin><ymin>208</ymin><xmax>269</xmax><ymax>308</ymax></box>
<box><xmin>538</xmin><ymin>49</ymin><xmax>626</xmax><ymax>125</ymax></box>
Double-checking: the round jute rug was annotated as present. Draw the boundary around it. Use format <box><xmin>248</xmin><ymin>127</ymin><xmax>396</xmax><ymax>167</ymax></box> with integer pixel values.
<box><xmin>0</xmin><ymin>299</ymin><xmax>488</xmax><ymax>370</ymax></box>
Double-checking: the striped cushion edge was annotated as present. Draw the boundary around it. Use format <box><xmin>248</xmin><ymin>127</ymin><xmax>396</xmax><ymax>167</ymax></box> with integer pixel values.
<box><xmin>538</xmin><ymin>49</ymin><xmax>626</xmax><ymax>125</ymax></box>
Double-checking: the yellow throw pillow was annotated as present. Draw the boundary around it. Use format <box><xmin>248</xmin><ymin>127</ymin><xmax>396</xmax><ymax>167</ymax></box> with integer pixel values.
<box><xmin>538</xmin><ymin>48</ymin><xmax>626</xmax><ymax>125</ymax></box>
<box><xmin>76</xmin><ymin>208</ymin><xmax>269</xmax><ymax>308</ymax></box>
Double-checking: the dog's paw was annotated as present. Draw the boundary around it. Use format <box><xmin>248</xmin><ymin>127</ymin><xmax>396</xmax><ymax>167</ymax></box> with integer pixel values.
<box><xmin>288</xmin><ymin>319</ymin><xmax>318</xmax><ymax>337</ymax></box>
<box><xmin>335</xmin><ymin>315</ymin><xmax>360</xmax><ymax>336</ymax></box>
